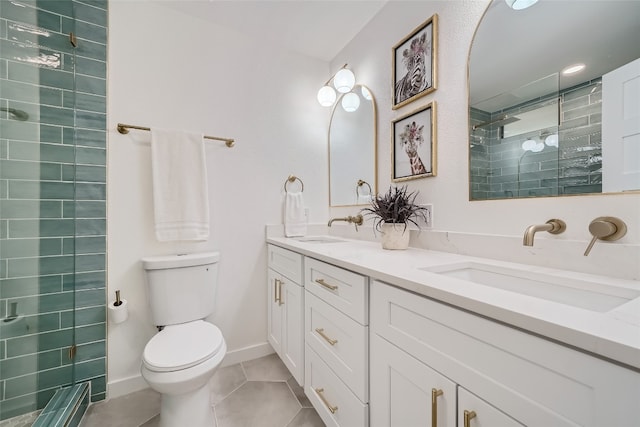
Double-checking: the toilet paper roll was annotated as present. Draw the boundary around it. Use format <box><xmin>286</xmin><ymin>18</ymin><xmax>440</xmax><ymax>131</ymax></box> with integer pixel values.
<box><xmin>108</xmin><ymin>299</ymin><xmax>129</xmax><ymax>324</ymax></box>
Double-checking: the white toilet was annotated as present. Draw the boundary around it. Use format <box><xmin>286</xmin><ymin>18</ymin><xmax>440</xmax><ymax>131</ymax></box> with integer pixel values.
<box><xmin>140</xmin><ymin>252</ymin><xmax>226</xmax><ymax>427</ymax></box>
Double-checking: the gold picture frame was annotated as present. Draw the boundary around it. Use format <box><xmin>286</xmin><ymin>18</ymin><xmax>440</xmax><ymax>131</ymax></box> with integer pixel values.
<box><xmin>392</xmin><ymin>14</ymin><xmax>438</xmax><ymax>110</ymax></box>
<box><xmin>392</xmin><ymin>102</ymin><xmax>437</xmax><ymax>182</ymax></box>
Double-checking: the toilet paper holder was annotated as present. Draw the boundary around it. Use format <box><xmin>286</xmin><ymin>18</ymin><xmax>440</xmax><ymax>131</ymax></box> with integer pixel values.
<box><xmin>114</xmin><ymin>290</ymin><xmax>123</xmax><ymax>307</ymax></box>
<box><xmin>109</xmin><ymin>290</ymin><xmax>129</xmax><ymax>324</ymax></box>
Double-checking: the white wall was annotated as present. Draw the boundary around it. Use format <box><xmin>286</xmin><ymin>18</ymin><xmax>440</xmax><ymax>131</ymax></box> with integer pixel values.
<box><xmin>107</xmin><ymin>1</ymin><xmax>330</xmax><ymax>395</ymax></box>
<box><xmin>329</xmin><ymin>1</ymin><xmax>640</xmax><ymax>277</ymax></box>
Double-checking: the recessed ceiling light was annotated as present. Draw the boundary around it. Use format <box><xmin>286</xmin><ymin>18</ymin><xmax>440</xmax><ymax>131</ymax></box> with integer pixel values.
<box><xmin>505</xmin><ymin>0</ymin><xmax>539</xmax><ymax>10</ymax></box>
<box><xmin>562</xmin><ymin>63</ymin><xmax>586</xmax><ymax>75</ymax></box>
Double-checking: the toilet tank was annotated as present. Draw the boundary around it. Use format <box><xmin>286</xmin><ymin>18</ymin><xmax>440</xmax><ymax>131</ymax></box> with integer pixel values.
<box><xmin>142</xmin><ymin>252</ymin><xmax>220</xmax><ymax>326</ymax></box>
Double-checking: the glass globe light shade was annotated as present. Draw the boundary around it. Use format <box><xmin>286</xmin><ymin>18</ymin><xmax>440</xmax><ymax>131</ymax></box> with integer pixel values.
<box><xmin>505</xmin><ymin>0</ymin><xmax>539</xmax><ymax>10</ymax></box>
<box><xmin>544</xmin><ymin>134</ymin><xmax>559</xmax><ymax>147</ymax></box>
<box><xmin>333</xmin><ymin>68</ymin><xmax>356</xmax><ymax>93</ymax></box>
<box><xmin>341</xmin><ymin>92</ymin><xmax>360</xmax><ymax>112</ymax></box>
<box><xmin>521</xmin><ymin>139</ymin><xmax>537</xmax><ymax>151</ymax></box>
<box><xmin>317</xmin><ymin>85</ymin><xmax>336</xmax><ymax>107</ymax></box>
<box><xmin>531</xmin><ymin>141</ymin><xmax>545</xmax><ymax>152</ymax></box>
<box><xmin>361</xmin><ymin>86</ymin><xmax>372</xmax><ymax>100</ymax></box>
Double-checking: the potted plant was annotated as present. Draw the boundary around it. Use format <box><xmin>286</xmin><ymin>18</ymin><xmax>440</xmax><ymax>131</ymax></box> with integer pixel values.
<box><xmin>361</xmin><ymin>185</ymin><xmax>430</xmax><ymax>250</ymax></box>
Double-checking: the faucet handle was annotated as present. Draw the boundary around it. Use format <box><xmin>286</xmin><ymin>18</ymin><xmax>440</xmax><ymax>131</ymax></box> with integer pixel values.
<box><xmin>583</xmin><ymin>216</ymin><xmax>627</xmax><ymax>256</ymax></box>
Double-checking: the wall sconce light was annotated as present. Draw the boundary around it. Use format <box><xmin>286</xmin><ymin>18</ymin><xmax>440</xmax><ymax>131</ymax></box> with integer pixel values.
<box><xmin>521</xmin><ymin>138</ymin><xmax>544</xmax><ymax>152</ymax></box>
<box><xmin>317</xmin><ymin>63</ymin><xmax>360</xmax><ymax>112</ymax></box>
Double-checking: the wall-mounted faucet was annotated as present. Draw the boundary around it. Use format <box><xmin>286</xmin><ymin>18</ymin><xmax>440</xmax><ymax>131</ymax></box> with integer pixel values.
<box><xmin>523</xmin><ymin>219</ymin><xmax>566</xmax><ymax>246</ymax></box>
<box><xmin>328</xmin><ymin>214</ymin><xmax>364</xmax><ymax>231</ymax></box>
<box><xmin>583</xmin><ymin>216</ymin><xmax>627</xmax><ymax>256</ymax></box>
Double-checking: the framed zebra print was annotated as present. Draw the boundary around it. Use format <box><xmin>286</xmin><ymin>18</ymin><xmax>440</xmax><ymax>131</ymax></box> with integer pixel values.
<box><xmin>392</xmin><ymin>14</ymin><xmax>438</xmax><ymax>110</ymax></box>
<box><xmin>392</xmin><ymin>102</ymin><xmax>437</xmax><ymax>182</ymax></box>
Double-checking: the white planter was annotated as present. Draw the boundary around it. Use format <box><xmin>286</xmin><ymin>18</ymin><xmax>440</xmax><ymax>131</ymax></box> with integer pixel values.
<box><xmin>381</xmin><ymin>223</ymin><xmax>410</xmax><ymax>250</ymax></box>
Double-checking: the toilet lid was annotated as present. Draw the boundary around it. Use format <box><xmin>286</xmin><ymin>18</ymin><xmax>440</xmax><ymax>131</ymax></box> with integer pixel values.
<box><xmin>143</xmin><ymin>320</ymin><xmax>224</xmax><ymax>372</ymax></box>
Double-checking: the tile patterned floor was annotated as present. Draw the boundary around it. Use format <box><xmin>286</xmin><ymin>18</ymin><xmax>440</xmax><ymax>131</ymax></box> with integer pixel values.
<box><xmin>80</xmin><ymin>354</ymin><xmax>325</xmax><ymax>427</ymax></box>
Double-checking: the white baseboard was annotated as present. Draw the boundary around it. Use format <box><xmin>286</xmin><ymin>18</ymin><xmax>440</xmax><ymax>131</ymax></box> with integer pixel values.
<box><xmin>107</xmin><ymin>374</ymin><xmax>149</xmax><ymax>399</ymax></box>
<box><xmin>106</xmin><ymin>342</ymin><xmax>274</xmax><ymax>398</ymax></box>
<box><xmin>221</xmin><ymin>342</ymin><xmax>274</xmax><ymax>367</ymax></box>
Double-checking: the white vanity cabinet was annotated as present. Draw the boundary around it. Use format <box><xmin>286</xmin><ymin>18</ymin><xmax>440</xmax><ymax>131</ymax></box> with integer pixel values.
<box><xmin>370</xmin><ymin>280</ymin><xmax>640</xmax><ymax>427</ymax></box>
<box><xmin>304</xmin><ymin>257</ymin><xmax>369</xmax><ymax>427</ymax></box>
<box><xmin>267</xmin><ymin>244</ymin><xmax>304</xmax><ymax>385</ymax></box>
<box><xmin>370</xmin><ymin>333</ymin><xmax>457</xmax><ymax>427</ymax></box>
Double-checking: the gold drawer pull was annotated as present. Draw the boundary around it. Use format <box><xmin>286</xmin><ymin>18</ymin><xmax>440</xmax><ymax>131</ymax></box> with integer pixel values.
<box><xmin>315</xmin><ymin>328</ymin><xmax>338</xmax><ymax>346</ymax></box>
<box><xmin>431</xmin><ymin>388</ymin><xmax>443</xmax><ymax>427</ymax></box>
<box><xmin>315</xmin><ymin>388</ymin><xmax>338</xmax><ymax>414</ymax></box>
<box><xmin>315</xmin><ymin>278</ymin><xmax>338</xmax><ymax>291</ymax></box>
<box><xmin>463</xmin><ymin>410</ymin><xmax>477</xmax><ymax>427</ymax></box>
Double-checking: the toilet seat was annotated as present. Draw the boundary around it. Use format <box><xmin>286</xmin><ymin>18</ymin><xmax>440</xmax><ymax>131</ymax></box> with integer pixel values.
<box><xmin>143</xmin><ymin>320</ymin><xmax>223</xmax><ymax>372</ymax></box>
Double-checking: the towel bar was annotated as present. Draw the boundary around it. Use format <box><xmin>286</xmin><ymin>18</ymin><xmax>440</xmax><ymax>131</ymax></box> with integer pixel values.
<box><xmin>116</xmin><ymin>123</ymin><xmax>235</xmax><ymax>147</ymax></box>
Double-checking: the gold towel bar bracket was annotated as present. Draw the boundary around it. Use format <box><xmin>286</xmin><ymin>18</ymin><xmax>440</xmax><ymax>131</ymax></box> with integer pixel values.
<box><xmin>116</xmin><ymin>123</ymin><xmax>235</xmax><ymax>148</ymax></box>
<box><xmin>284</xmin><ymin>175</ymin><xmax>304</xmax><ymax>193</ymax></box>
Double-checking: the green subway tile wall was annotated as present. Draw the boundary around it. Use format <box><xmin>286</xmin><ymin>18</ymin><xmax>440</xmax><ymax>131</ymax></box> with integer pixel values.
<box><xmin>0</xmin><ymin>0</ymin><xmax>107</xmax><ymax>421</ymax></box>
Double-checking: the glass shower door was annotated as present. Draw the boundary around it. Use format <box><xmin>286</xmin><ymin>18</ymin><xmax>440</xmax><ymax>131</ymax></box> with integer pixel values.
<box><xmin>0</xmin><ymin>0</ymin><xmax>83</xmax><ymax>422</ymax></box>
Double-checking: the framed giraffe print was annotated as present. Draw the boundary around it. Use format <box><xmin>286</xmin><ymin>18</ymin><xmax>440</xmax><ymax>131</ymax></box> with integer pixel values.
<box><xmin>392</xmin><ymin>14</ymin><xmax>438</xmax><ymax>110</ymax></box>
<box><xmin>392</xmin><ymin>102</ymin><xmax>436</xmax><ymax>182</ymax></box>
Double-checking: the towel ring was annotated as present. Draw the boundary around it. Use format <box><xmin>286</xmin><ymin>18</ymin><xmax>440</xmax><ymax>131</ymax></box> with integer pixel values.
<box><xmin>356</xmin><ymin>179</ymin><xmax>372</xmax><ymax>197</ymax></box>
<box><xmin>284</xmin><ymin>175</ymin><xmax>304</xmax><ymax>193</ymax></box>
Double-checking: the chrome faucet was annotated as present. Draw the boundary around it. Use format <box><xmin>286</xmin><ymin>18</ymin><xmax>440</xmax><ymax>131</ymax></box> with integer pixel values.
<box><xmin>522</xmin><ymin>219</ymin><xmax>566</xmax><ymax>246</ymax></box>
<box><xmin>328</xmin><ymin>214</ymin><xmax>364</xmax><ymax>230</ymax></box>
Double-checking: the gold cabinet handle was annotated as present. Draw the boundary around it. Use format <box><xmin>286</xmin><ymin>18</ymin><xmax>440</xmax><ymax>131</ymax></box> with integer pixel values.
<box><xmin>315</xmin><ymin>328</ymin><xmax>338</xmax><ymax>346</ymax></box>
<box><xmin>278</xmin><ymin>279</ymin><xmax>284</xmax><ymax>306</ymax></box>
<box><xmin>274</xmin><ymin>278</ymin><xmax>280</xmax><ymax>303</ymax></box>
<box><xmin>315</xmin><ymin>388</ymin><xmax>338</xmax><ymax>414</ymax></box>
<box><xmin>463</xmin><ymin>410</ymin><xmax>477</xmax><ymax>427</ymax></box>
<box><xmin>431</xmin><ymin>388</ymin><xmax>443</xmax><ymax>427</ymax></box>
<box><xmin>315</xmin><ymin>278</ymin><xmax>338</xmax><ymax>291</ymax></box>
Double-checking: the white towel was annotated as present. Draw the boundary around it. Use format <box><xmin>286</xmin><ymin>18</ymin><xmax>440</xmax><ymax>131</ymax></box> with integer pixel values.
<box><xmin>150</xmin><ymin>128</ymin><xmax>210</xmax><ymax>242</ymax></box>
<box><xmin>284</xmin><ymin>192</ymin><xmax>307</xmax><ymax>237</ymax></box>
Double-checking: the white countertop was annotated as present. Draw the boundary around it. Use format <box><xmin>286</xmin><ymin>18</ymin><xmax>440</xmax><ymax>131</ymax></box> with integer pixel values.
<box><xmin>267</xmin><ymin>235</ymin><xmax>640</xmax><ymax>370</ymax></box>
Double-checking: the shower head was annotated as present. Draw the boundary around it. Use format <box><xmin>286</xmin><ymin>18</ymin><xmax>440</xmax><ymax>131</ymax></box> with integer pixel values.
<box><xmin>1</xmin><ymin>107</ymin><xmax>29</xmax><ymax>121</ymax></box>
<box><xmin>472</xmin><ymin>114</ymin><xmax>520</xmax><ymax>131</ymax></box>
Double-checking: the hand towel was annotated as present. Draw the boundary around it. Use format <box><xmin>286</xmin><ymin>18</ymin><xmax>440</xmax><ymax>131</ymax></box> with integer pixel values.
<box><xmin>150</xmin><ymin>128</ymin><xmax>209</xmax><ymax>241</ymax></box>
<box><xmin>284</xmin><ymin>191</ymin><xmax>307</xmax><ymax>237</ymax></box>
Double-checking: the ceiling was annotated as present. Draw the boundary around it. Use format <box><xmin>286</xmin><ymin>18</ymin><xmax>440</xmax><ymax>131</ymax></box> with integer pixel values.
<box><xmin>157</xmin><ymin>0</ymin><xmax>388</xmax><ymax>62</ymax></box>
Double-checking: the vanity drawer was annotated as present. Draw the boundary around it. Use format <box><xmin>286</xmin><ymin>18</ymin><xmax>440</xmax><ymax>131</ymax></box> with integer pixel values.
<box><xmin>305</xmin><ymin>257</ymin><xmax>368</xmax><ymax>325</ymax></box>
<box><xmin>305</xmin><ymin>291</ymin><xmax>368</xmax><ymax>402</ymax></box>
<box><xmin>268</xmin><ymin>244</ymin><xmax>303</xmax><ymax>283</ymax></box>
<box><xmin>305</xmin><ymin>345</ymin><xmax>368</xmax><ymax>427</ymax></box>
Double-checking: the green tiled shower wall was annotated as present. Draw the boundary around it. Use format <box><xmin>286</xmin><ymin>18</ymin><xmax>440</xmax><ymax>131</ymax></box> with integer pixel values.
<box><xmin>470</xmin><ymin>79</ymin><xmax>602</xmax><ymax>200</ymax></box>
<box><xmin>0</xmin><ymin>0</ymin><xmax>107</xmax><ymax>421</ymax></box>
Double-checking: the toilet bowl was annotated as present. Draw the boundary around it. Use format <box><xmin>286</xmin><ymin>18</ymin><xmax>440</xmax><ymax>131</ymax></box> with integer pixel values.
<box><xmin>141</xmin><ymin>320</ymin><xmax>226</xmax><ymax>427</ymax></box>
<box><xmin>140</xmin><ymin>252</ymin><xmax>225</xmax><ymax>427</ymax></box>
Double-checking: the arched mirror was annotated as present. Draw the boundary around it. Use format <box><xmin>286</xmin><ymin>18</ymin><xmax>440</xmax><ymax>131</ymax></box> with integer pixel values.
<box><xmin>329</xmin><ymin>85</ymin><xmax>377</xmax><ymax>206</ymax></box>
<box><xmin>468</xmin><ymin>0</ymin><xmax>640</xmax><ymax>200</ymax></box>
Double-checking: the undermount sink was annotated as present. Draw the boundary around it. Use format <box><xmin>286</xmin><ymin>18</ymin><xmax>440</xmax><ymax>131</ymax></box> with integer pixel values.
<box><xmin>421</xmin><ymin>262</ymin><xmax>640</xmax><ymax>312</ymax></box>
<box><xmin>293</xmin><ymin>236</ymin><xmax>346</xmax><ymax>243</ymax></box>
